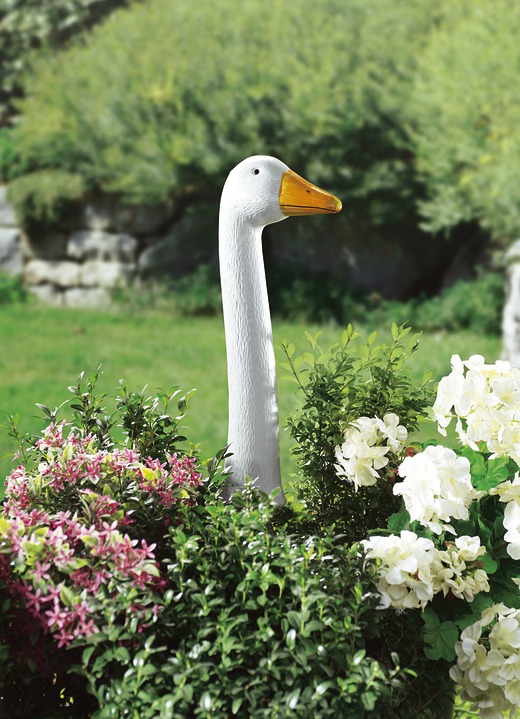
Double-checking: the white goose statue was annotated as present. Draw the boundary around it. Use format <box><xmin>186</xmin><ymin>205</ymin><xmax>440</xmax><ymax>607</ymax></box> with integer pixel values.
<box><xmin>219</xmin><ymin>156</ymin><xmax>342</xmax><ymax>504</ymax></box>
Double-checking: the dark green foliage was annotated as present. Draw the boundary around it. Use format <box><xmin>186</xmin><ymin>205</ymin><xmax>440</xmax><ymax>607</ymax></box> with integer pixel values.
<box><xmin>78</xmin><ymin>493</ymin><xmax>408</xmax><ymax>719</ymax></box>
<box><xmin>168</xmin><ymin>265</ymin><xmax>223</xmax><ymax>317</ymax></box>
<box><xmin>116</xmin><ymin>381</ymin><xmax>195</xmax><ymax>462</ymax></box>
<box><xmin>6</xmin><ymin>169</ymin><xmax>86</xmax><ymax>228</ymax></box>
<box><xmin>113</xmin><ymin>264</ymin><xmax>503</xmax><ymax>338</ymax></box>
<box><xmin>366</xmin><ymin>271</ymin><xmax>504</xmax><ymax>336</ymax></box>
<box><xmin>283</xmin><ymin>325</ymin><xmax>434</xmax><ymax>538</ymax></box>
<box><xmin>413</xmin><ymin>271</ymin><xmax>504</xmax><ymax>335</ymax></box>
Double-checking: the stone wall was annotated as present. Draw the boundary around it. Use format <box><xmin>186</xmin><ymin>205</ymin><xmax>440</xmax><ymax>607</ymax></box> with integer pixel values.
<box><xmin>0</xmin><ymin>187</ymin><xmax>23</xmax><ymax>277</ymax></box>
<box><xmin>0</xmin><ymin>182</ymin><xmax>492</xmax><ymax>307</ymax></box>
<box><xmin>0</xmin><ymin>187</ymin><xmax>218</xmax><ymax>307</ymax></box>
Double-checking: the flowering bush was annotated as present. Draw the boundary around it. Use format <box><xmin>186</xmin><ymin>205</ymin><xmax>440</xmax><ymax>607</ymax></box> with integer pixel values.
<box><xmin>450</xmin><ymin>604</ymin><xmax>520</xmax><ymax>717</ymax></box>
<box><xmin>4</xmin><ymin>329</ymin><xmax>520</xmax><ymax>717</ymax></box>
<box><xmin>0</xmin><ymin>368</ymin><xmax>409</xmax><ymax>718</ymax></box>
<box><xmin>287</xmin><ymin>327</ymin><xmax>520</xmax><ymax>717</ymax></box>
<box><xmin>1</xmin><ymin>421</ymin><xmax>202</xmax><ymax>650</ymax></box>
<box><xmin>0</xmin><ymin>374</ymin><xmax>216</xmax><ymax>715</ymax></box>
<box><xmin>335</xmin><ymin>413</ymin><xmax>408</xmax><ymax>490</ymax></box>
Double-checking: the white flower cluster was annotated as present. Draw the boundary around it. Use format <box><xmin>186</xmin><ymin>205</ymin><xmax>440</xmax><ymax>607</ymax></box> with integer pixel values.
<box><xmin>394</xmin><ymin>444</ymin><xmax>482</xmax><ymax>535</ymax></box>
<box><xmin>334</xmin><ymin>413</ymin><xmax>407</xmax><ymax>490</ymax></box>
<box><xmin>491</xmin><ymin>474</ymin><xmax>520</xmax><ymax>561</ymax></box>
<box><xmin>363</xmin><ymin>531</ymin><xmax>490</xmax><ymax>610</ymax></box>
<box><xmin>450</xmin><ymin>604</ymin><xmax>520</xmax><ymax>718</ymax></box>
<box><xmin>362</xmin><ymin>530</ymin><xmax>438</xmax><ymax>610</ymax></box>
<box><xmin>433</xmin><ymin>536</ymin><xmax>490</xmax><ymax>602</ymax></box>
<box><xmin>433</xmin><ymin>354</ymin><xmax>520</xmax><ymax>464</ymax></box>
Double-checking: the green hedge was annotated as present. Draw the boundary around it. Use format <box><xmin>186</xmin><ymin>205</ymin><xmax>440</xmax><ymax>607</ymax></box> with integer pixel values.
<box><xmin>11</xmin><ymin>0</ymin><xmax>439</xmax><ymax>219</ymax></box>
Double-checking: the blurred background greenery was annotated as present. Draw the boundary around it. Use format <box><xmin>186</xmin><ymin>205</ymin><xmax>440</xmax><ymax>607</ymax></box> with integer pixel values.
<box><xmin>2</xmin><ymin>0</ymin><xmax>520</xmax><ymax>269</ymax></box>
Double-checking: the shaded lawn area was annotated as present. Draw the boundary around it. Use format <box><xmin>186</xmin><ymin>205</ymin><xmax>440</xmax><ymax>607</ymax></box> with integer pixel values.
<box><xmin>0</xmin><ymin>304</ymin><xmax>502</xmax><ymax>492</ymax></box>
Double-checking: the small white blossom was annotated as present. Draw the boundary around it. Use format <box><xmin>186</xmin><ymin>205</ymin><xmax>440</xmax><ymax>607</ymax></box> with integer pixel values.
<box><xmin>433</xmin><ymin>354</ymin><xmax>520</xmax><ymax>466</ymax></box>
<box><xmin>432</xmin><ymin>535</ymin><xmax>490</xmax><ymax>602</ymax></box>
<box><xmin>362</xmin><ymin>530</ymin><xmax>441</xmax><ymax>610</ymax></box>
<box><xmin>490</xmin><ymin>474</ymin><xmax>520</xmax><ymax>504</ymax></box>
<box><xmin>491</xmin><ymin>476</ymin><xmax>520</xmax><ymax>560</ymax></box>
<box><xmin>450</xmin><ymin>605</ymin><xmax>520</xmax><ymax>718</ymax></box>
<box><xmin>394</xmin><ymin>444</ymin><xmax>481</xmax><ymax>534</ymax></box>
<box><xmin>503</xmin><ymin>501</ymin><xmax>520</xmax><ymax>561</ymax></box>
<box><xmin>335</xmin><ymin>413</ymin><xmax>407</xmax><ymax>490</ymax></box>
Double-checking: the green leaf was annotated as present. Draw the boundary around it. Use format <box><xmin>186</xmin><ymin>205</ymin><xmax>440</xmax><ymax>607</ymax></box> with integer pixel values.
<box><xmin>231</xmin><ymin>697</ymin><xmax>243</xmax><ymax>715</ymax></box>
<box><xmin>387</xmin><ymin>509</ymin><xmax>411</xmax><ymax>533</ymax></box>
<box><xmin>480</xmin><ymin>551</ymin><xmax>498</xmax><ymax>575</ymax></box>
<box><xmin>422</xmin><ymin>608</ymin><xmax>458</xmax><ymax>661</ymax></box>
<box><xmin>461</xmin><ymin>447</ymin><xmax>486</xmax><ymax>486</ymax></box>
<box><xmin>479</xmin><ymin>457</ymin><xmax>510</xmax><ymax>492</ymax></box>
<box><xmin>286</xmin><ymin>689</ymin><xmax>301</xmax><ymax>710</ymax></box>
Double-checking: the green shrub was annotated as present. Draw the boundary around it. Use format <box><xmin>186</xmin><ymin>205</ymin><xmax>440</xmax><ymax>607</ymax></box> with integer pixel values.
<box><xmin>0</xmin><ymin>0</ymin><xmax>136</xmax><ymax>125</ymax></box>
<box><xmin>0</xmin><ymin>271</ymin><xmax>29</xmax><ymax>305</ymax></box>
<box><xmin>0</xmin><ymin>129</ymin><xmax>28</xmax><ymax>182</ymax></box>
<box><xmin>410</xmin><ymin>0</ymin><xmax>520</xmax><ymax>241</ymax></box>
<box><xmin>112</xmin><ymin>267</ymin><xmax>223</xmax><ymax>316</ymax></box>
<box><xmin>414</xmin><ymin>271</ymin><xmax>503</xmax><ymax>335</ymax></box>
<box><xmin>12</xmin><ymin>0</ymin><xmax>439</xmax><ymax>217</ymax></box>
<box><xmin>364</xmin><ymin>271</ymin><xmax>504</xmax><ymax>336</ymax></box>
<box><xmin>6</xmin><ymin>169</ymin><xmax>86</xmax><ymax>227</ymax></box>
<box><xmin>80</xmin><ymin>496</ymin><xmax>407</xmax><ymax>719</ymax></box>
<box><xmin>0</xmin><ymin>370</ymin><xmax>412</xmax><ymax>718</ymax></box>
<box><xmin>283</xmin><ymin>324</ymin><xmax>434</xmax><ymax>537</ymax></box>
<box><xmin>168</xmin><ymin>265</ymin><xmax>223</xmax><ymax>317</ymax></box>
<box><xmin>112</xmin><ymin>265</ymin><xmax>503</xmax><ymax>338</ymax></box>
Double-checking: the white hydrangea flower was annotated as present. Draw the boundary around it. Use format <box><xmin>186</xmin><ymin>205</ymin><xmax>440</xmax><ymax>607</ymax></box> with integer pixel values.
<box><xmin>334</xmin><ymin>413</ymin><xmax>407</xmax><ymax>490</ymax></box>
<box><xmin>362</xmin><ymin>530</ymin><xmax>440</xmax><ymax>610</ymax></box>
<box><xmin>491</xmin><ymin>475</ymin><xmax>520</xmax><ymax>561</ymax></box>
<box><xmin>433</xmin><ymin>354</ymin><xmax>520</xmax><ymax>465</ymax></box>
<box><xmin>394</xmin><ymin>444</ymin><xmax>481</xmax><ymax>534</ymax></box>
<box><xmin>503</xmin><ymin>501</ymin><xmax>520</xmax><ymax>561</ymax></box>
<box><xmin>450</xmin><ymin>604</ymin><xmax>520</xmax><ymax>718</ymax></box>
<box><xmin>490</xmin><ymin>474</ymin><xmax>520</xmax><ymax>504</ymax></box>
<box><xmin>432</xmin><ymin>535</ymin><xmax>490</xmax><ymax>602</ymax></box>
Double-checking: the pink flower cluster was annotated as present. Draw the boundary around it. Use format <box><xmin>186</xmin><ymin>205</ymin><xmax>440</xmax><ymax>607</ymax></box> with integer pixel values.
<box><xmin>139</xmin><ymin>453</ymin><xmax>202</xmax><ymax>508</ymax></box>
<box><xmin>0</xmin><ymin>421</ymin><xmax>203</xmax><ymax>650</ymax></box>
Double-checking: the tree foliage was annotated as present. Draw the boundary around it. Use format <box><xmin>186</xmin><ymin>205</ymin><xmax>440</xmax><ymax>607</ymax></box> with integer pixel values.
<box><xmin>7</xmin><ymin>0</ymin><xmax>520</xmax><ymax>252</ymax></box>
<box><xmin>11</xmin><ymin>0</ymin><xmax>439</xmax><ymax>220</ymax></box>
<box><xmin>410</xmin><ymin>0</ymin><xmax>520</xmax><ymax>242</ymax></box>
<box><xmin>0</xmin><ymin>0</ymin><xmax>135</xmax><ymax>126</ymax></box>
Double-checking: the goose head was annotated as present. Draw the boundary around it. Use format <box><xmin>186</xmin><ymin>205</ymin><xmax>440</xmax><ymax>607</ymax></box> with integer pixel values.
<box><xmin>220</xmin><ymin>155</ymin><xmax>342</xmax><ymax>230</ymax></box>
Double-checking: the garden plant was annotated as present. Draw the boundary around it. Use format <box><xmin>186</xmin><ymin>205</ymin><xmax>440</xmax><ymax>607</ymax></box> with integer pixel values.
<box><xmin>0</xmin><ymin>325</ymin><xmax>519</xmax><ymax>717</ymax></box>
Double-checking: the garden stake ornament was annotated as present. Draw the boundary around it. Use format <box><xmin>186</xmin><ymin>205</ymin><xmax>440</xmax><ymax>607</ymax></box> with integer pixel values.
<box><xmin>219</xmin><ymin>156</ymin><xmax>341</xmax><ymax>503</ymax></box>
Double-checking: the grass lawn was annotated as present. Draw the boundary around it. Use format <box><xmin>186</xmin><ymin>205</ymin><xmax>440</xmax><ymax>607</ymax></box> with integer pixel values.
<box><xmin>0</xmin><ymin>303</ymin><xmax>501</xmax><ymax>489</ymax></box>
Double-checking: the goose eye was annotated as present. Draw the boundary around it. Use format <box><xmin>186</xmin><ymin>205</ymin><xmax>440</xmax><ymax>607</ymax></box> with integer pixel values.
<box><xmin>252</xmin><ymin>168</ymin><xmax>260</xmax><ymax>175</ymax></box>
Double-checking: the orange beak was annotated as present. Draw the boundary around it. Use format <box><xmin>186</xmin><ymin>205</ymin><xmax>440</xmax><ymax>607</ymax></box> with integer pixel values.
<box><xmin>279</xmin><ymin>169</ymin><xmax>342</xmax><ymax>216</ymax></box>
